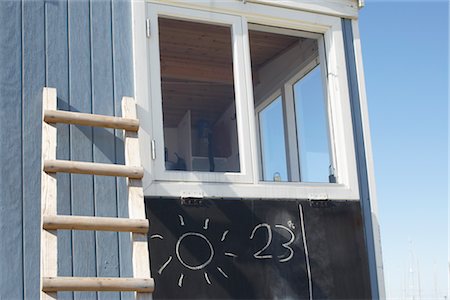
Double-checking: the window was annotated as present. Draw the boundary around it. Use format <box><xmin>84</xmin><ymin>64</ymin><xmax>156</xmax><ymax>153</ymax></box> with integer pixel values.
<box><xmin>250</xmin><ymin>26</ymin><xmax>334</xmax><ymax>183</ymax></box>
<box><xmin>258</xmin><ymin>94</ymin><xmax>288</xmax><ymax>181</ymax></box>
<box><xmin>293</xmin><ymin>65</ymin><xmax>333</xmax><ymax>183</ymax></box>
<box><xmin>134</xmin><ymin>2</ymin><xmax>359</xmax><ymax>199</ymax></box>
<box><xmin>144</xmin><ymin>5</ymin><xmax>254</xmax><ymax>184</ymax></box>
<box><xmin>158</xmin><ymin>18</ymin><xmax>240</xmax><ymax>173</ymax></box>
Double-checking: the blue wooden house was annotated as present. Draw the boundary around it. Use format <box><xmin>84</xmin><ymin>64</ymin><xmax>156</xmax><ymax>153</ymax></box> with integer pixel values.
<box><xmin>0</xmin><ymin>0</ymin><xmax>384</xmax><ymax>299</ymax></box>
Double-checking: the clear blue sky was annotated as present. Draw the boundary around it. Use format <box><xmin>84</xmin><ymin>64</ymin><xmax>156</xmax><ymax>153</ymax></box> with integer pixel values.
<box><xmin>358</xmin><ymin>1</ymin><xmax>448</xmax><ymax>298</ymax></box>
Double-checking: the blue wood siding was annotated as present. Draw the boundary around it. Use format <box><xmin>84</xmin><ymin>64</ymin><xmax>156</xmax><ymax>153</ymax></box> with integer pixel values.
<box><xmin>0</xmin><ymin>1</ymin><xmax>134</xmax><ymax>299</ymax></box>
<box><xmin>0</xmin><ymin>2</ymin><xmax>24</xmax><ymax>299</ymax></box>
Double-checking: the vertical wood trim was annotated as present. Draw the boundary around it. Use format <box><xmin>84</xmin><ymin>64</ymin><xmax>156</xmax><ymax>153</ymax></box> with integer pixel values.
<box><xmin>122</xmin><ymin>97</ymin><xmax>152</xmax><ymax>300</ymax></box>
<box><xmin>341</xmin><ymin>19</ymin><xmax>380</xmax><ymax>299</ymax></box>
<box><xmin>350</xmin><ymin>19</ymin><xmax>385</xmax><ymax>298</ymax></box>
<box><xmin>41</xmin><ymin>87</ymin><xmax>58</xmax><ymax>300</ymax></box>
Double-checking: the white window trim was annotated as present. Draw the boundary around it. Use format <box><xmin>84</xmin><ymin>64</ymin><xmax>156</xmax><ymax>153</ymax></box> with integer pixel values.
<box><xmin>132</xmin><ymin>0</ymin><xmax>359</xmax><ymax>200</ymax></box>
<box><xmin>284</xmin><ymin>58</ymin><xmax>335</xmax><ymax>183</ymax></box>
<box><xmin>144</xmin><ymin>4</ymin><xmax>255</xmax><ymax>185</ymax></box>
<box><xmin>255</xmin><ymin>57</ymin><xmax>332</xmax><ymax>183</ymax></box>
<box><xmin>142</xmin><ymin>0</ymin><xmax>360</xmax><ymax>19</ymax></box>
<box><xmin>245</xmin><ymin>0</ymin><xmax>359</xmax><ymax>19</ymax></box>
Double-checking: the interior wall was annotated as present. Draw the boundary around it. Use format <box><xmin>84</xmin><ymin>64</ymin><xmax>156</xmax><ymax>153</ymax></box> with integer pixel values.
<box><xmin>0</xmin><ymin>1</ymin><xmax>134</xmax><ymax>299</ymax></box>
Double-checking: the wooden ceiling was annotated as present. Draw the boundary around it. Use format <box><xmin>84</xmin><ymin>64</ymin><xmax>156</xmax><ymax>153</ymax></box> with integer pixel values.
<box><xmin>159</xmin><ymin>17</ymin><xmax>302</xmax><ymax>127</ymax></box>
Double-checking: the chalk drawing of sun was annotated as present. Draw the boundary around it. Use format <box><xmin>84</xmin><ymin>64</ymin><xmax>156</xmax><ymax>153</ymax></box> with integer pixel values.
<box><xmin>150</xmin><ymin>215</ymin><xmax>237</xmax><ymax>287</ymax></box>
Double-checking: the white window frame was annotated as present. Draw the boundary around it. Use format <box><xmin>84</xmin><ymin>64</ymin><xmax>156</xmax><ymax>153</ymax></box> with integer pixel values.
<box><xmin>142</xmin><ymin>3</ymin><xmax>254</xmax><ymax>185</ymax></box>
<box><xmin>252</xmin><ymin>25</ymin><xmax>334</xmax><ymax>184</ymax></box>
<box><xmin>132</xmin><ymin>0</ymin><xmax>359</xmax><ymax>200</ymax></box>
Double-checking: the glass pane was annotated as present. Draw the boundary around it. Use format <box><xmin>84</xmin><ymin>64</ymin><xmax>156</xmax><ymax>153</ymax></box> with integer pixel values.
<box><xmin>294</xmin><ymin>65</ymin><xmax>331</xmax><ymax>183</ymax></box>
<box><xmin>249</xmin><ymin>27</ymin><xmax>332</xmax><ymax>182</ymax></box>
<box><xmin>158</xmin><ymin>18</ymin><xmax>240</xmax><ymax>172</ymax></box>
<box><xmin>259</xmin><ymin>96</ymin><xmax>288</xmax><ymax>181</ymax></box>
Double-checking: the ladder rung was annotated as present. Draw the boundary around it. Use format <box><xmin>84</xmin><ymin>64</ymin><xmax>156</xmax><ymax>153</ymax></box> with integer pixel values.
<box><xmin>44</xmin><ymin>159</ymin><xmax>143</xmax><ymax>179</ymax></box>
<box><xmin>44</xmin><ymin>109</ymin><xmax>139</xmax><ymax>131</ymax></box>
<box><xmin>43</xmin><ymin>215</ymin><xmax>149</xmax><ymax>233</ymax></box>
<box><xmin>42</xmin><ymin>277</ymin><xmax>154</xmax><ymax>292</ymax></box>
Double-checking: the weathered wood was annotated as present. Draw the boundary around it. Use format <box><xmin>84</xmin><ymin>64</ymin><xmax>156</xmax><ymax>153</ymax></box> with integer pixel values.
<box><xmin>44</xmin><ymin>160</ymin><xmax>144</xmax><ymax>179</ymax></box>
<box><xmin>43</xmin><ymin>215</ymin><xmax>149</xmax><ymax>233</ymax></box>
<box><xmin>41</xmin><ymin>87</ymin><xmax>58</xmax><ymax>300</ymax></box>
<box><xmin>122</xmin><ymin>97</ymin><xmax>152</xmax><ymax>300</ymax></box>
<box><xmin>44</xmin><ymin>110</ymin><xmax>139</xmax><ymax>131</ymax></box>
<box><xmin>42</xmin><ymin>277</ymin><xmax>154</xmax><ymax>293</ymax></box>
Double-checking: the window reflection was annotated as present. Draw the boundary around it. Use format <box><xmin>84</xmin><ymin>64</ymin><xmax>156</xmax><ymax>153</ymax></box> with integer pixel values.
<box><xmin>294</xmin><ymin>66</ymin><xmax>331</xmax><ymax>183</ymax></box>
<box><xmin>259</xmin><ymin>96</ymin><xmax>288</xmax><ymax>181</ymax></box>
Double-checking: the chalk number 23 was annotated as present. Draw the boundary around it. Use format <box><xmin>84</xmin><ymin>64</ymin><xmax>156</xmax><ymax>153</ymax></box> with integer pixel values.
<box><xmin>249</xmin><ymin>223</ymin><xmax>295</xmax><ymax>263</ymax></box>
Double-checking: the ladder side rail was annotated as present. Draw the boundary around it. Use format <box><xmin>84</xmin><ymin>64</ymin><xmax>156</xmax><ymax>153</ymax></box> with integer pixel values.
<box><xmin>122</xmin><ymin>97</ymin><xmax>152</xmax><ymax>300</ymax></box>
<box><xmin>41</xmin><ymin>88</ymin><xmax>58</xmax><ymax>300</ymax></box>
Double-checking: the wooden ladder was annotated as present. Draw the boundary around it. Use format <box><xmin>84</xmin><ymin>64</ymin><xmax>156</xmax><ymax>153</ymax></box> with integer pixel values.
<box><xmin>40</xmin><ymin>87</ymin><xmax>153</xmax><ymax>299</ymax></box>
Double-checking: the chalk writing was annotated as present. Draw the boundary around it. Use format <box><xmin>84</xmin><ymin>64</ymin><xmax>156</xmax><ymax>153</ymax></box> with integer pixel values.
<box><xmin>249</xmin><ymin>223</ymin><xmax>296</xmax><ymax>263</ymax></box>
<box><xmin>275</xmin><ymin>225</ymin><xmax>295</xmax><ymax>263</ymax></box>
<box><xmin>158</xmin><ymin>256</ymin><xmax>173</xmax><ymax>275</ymax></box>
<box><xmin>250</xmin><ymin>223</ymin><xmax>273</xmax><ymax>259</ymax></box>
<box><xmin>176</xmin><ymin>232</ymin><xmax>214</xmax><ymax>270</ymax></box>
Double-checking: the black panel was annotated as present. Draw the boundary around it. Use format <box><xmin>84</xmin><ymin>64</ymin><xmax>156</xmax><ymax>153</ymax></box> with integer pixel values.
<box><xmin>146</xmin><ymin>198</ymin><xmax>371</xmax><ymax>299</ymax></box>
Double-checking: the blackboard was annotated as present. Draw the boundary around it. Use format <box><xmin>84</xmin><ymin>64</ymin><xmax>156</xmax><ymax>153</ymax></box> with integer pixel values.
<box><xmin>145</xmin><ymin>198</ymin><xmax>371</xmax><ymax>299</ymax></box>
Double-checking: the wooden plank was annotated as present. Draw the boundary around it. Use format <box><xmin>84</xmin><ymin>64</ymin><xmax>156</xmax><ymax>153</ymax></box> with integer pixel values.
<box><xmin>22</xmin><ymin>1</ymin><xmax>46</xmax><ymax>299</ymax></box>
<box><xmin>44</xmin><ymin>110</ymin><xmax>139</xmax><ymax>131</ymax></box>
<box><xmin>122</xmin><ymin>97</ymin><xmax>152</xmax><ymax>300</ymax></box>
<box><xmin>161</xmin><ymin>57</ymin><xmax>233</xmax><ymax>84</ymax></box>
<box><xmin>41</xmin><ymin>88</ymin><xmax>58</xmax><ymax>300</ymax></box>
<box><xmin>112</xmin><ymin>2</ymin><xmax>135</xmax><ymax>297</ymax></box>
<box><xmin>342</xmin><ymin>19</ymin><xmax>379</xmax><ymax>299</ymax></box>
<box><xmin>44</xmin><ymin>160</ymin><xmax>144</xmax><ymax>179</ymax></box>
<box><xmin>68</xmin><ymin>2</ymin><xmax>97</xmax><ymax>298</ymax></box>
<box><xmin>45</xmin><ymin>1</ymin><xmax>73</xmax><ymax>298</ymax></box>
<box><xmin>90</xmin><ymin>2</ymin><xmax>121</xmax><ymax>299</ymax></box>
<box><xmin>45</xmin><ymin>1</ymin><xmax>73</xmax><ymax>300</ymax></box>
<box><xmin>42</xmin><ymin>277</ymin><xmax>154</xmax><ymax>293</ymax></box>
<box><xmin>0</xmin><ymin>2</ymin><xmax>24</xmax><ymax>298</ymax></box>
<box><xmin>350</xmin><ymin>19</ymin><xmax>385</xmax><ymax>298</ymax></box>
<box><xmin>43</xmin><ymin>215</ymin><xmax>149</xmax><ymax>233</ymax></box>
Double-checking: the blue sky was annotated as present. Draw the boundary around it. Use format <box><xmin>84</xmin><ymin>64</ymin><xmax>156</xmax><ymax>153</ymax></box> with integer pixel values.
<box><xmin>358</xmin><ymin>1</ymin><xmax>448</xmax><ymax>298</ymax></box>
